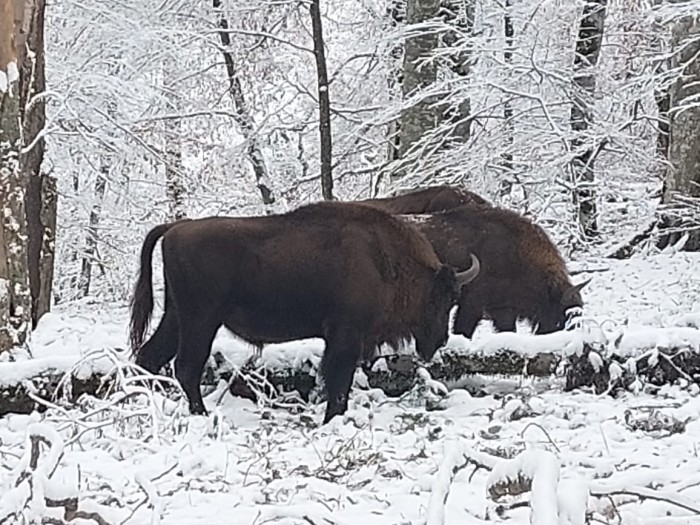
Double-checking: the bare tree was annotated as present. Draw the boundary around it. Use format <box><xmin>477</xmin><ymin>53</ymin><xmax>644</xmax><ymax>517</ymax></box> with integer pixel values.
<box><xmin>213</xmin><ymin>0</ymin><xmax>275</xmax><ymax>206</ymax></box>
<box><xmin>569</xmin><ymin>0</ymin><xmax>608</xmax><ymax>239</ymax></box>
<box><xmin>309</xmin><ymin>0</ymin><xmax>334</xmax><ymax>200</ymax></box>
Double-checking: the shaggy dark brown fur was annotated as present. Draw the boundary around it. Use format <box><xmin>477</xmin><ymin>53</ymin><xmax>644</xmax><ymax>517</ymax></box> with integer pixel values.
<box><xmin>356</xmin><ymin>185</ymin><xmax>491</xmax><ymax>214</ymax></box>
<box><xmin>129</xmin><ymin>201</ymin><xmax>480</xmax><ymax>424</ymax></box>
<box><xmin>401</xmin><ymin>205</ymin><xmax>589</xmax><ymax>337</ymax></box>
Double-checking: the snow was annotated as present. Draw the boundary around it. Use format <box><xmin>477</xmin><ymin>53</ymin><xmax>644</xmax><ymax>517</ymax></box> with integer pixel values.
<box><xmin>0</xmin><ymin>252</ymin><xmax>698</xmax><ymax>523</ymax></box>
<box><xmin>0</xmin><ymin>62</ymin><xmax>19</xmax><ymax>93</ymax></box>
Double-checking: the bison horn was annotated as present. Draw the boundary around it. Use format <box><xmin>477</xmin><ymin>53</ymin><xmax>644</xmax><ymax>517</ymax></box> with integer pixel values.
<box><xmin>456</xmin><ymin>253</ymin><xmax>480</xmax><ymax>287</ymax></box>
<box><xmin>561</xmin><ymin>277</ymin><xmax>592</xmax><ymax>306</ymax></box>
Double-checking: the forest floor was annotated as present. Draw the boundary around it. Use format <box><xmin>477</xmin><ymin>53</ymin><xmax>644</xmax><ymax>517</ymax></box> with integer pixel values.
<box><xmin>0</xmin><ymin>249</ymin><xmax>699</xmax><ymax>524</ymax></box>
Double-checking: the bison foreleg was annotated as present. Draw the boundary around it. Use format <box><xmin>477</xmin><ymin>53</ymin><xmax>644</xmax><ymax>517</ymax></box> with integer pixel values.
<box><xmin>174</xmin><ymin>316</ymin><xmax>222</xmax><ymax>416</ymax></box>
<box><xmin>321</xmin><ymin>325</ymin><xmax>363</xmax><ymax>424</ymax></box>
<box><xmin>490</xmin><ymin>307</ymin><xmax>518</xmax><ymax>333</ymax></box>
<box><xmin>452</xmin><ymin>302</ymin><xmax>483</xmax><ymax>339</ymax></box>
<box><xmin>135</xmin><ymin>307</ymin><xmax>179</xmax><ymax>374</ymax></box>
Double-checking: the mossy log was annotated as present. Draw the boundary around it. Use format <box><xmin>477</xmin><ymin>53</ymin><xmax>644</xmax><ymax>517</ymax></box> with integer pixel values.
<box><xmin>1</xmin><ymin>336</ymin><xmax>700</xmax><ymax>418</ymax></box>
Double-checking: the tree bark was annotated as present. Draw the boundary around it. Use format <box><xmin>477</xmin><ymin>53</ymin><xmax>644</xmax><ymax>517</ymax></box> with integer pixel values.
<box><xmin>398</xmin><ymin>0</ymin><xmax>441</xmax><ymax>165</ymax></box>
<box><xmin>386</xmin><ymin>0</ymin><xmax>405</xmax><ymax>163</ymax></box>
<box><xmin>0</xmin><ymin>93</ymin><xmax>31</xmax><ymax>352</ymax></box>
<box><xmin>569</xmin><ymin>0</ymin><xmax>607</xmax><ymax>239</ymax></box>
<box><xmin>213</xmin><ymin>0</ymin><xmax>275</xmax><ymax>206</ymax></box>
<box><xmin>657</xmin><ymin>14</ymin><xmax>700</xmax><ymax>252</ymax></box>
<box><xmin>18</xmin><ymin>0</ymin><xmax>50</xmax><ymax>327</ymax></box>
<box><xmin>438</xmin><ymin>0</ymin><xmax>474</xmax><ymax>144</ymax></box>
<box><xmin>37</xmin><ymin>174</ymin><xmax>56</xmax><ymax>318</ymax></box>
<box><xmin>663</xmin><ymin>15</ymin><xmax>700</xmax><ymax>202</ymax></box>
<box><xmin>309</xmin><ymin>0</ymin><xmax>334</xmax><ymax>201</ymax></box>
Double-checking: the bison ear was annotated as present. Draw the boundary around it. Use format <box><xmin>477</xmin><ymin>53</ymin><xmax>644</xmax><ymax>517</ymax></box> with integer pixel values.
<box><xmin>455</xmin><ymin>253</ymin><xmax>480</xmax><ymax>288</ymax></box>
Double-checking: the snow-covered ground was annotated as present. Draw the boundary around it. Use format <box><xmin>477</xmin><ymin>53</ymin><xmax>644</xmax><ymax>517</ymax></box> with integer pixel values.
<box><xmin>1</xmin><ymin>251</ymin><xmax>700</xmax><ymax>524</ymax></box>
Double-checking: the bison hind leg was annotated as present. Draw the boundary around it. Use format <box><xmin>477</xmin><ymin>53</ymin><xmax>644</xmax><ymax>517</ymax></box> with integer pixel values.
<box><xmin>135</xmin><ymin>307</ymin><xmax>179</xmax><ymax>374</ymax></box>
<box><xmin>174</xmin><ymin>315</ymin><xmax>223</xmax><ymax>416</ymax></box>
<box><xmin>321</xmin><ymin>325</ymin><xmax>364</xmax><ymax>424</ymax></box>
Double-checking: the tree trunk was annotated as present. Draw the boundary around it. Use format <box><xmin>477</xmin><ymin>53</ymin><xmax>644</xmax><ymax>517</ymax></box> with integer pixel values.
<box><xmin>398</xmin><ymin>0</ymin><xmax>441</xmax><ymax>165</ymax></box>
<box><xmin>18</xmin><ymin>0</ymin><xmax>50</xmax><ymax>328</ymax></box>
<box><xmin>386</xmin><ymin>0</ymin><xmax>405</xmax><ymax>163</ymax></box>
<box><xmin>663</xmin><ymin>16</ymin><xmax>700</xmax><ymax>202</ymax></box>
<box><xmin>212</xmin><ymin>0</ymin><xmax>275</xmax><ymax>207</ymax></box>
<box><xmin>78</xmin><ymin>170</ymin><xmax>106</xmax><ymax>297</ymax></box>
<box><xmin>569</xmin><ymin>0</ymin><xmax>607</xmax><ymax>239</ymax></box>
<box><xmin>438</xmin><ymin>0</ymin><xmax>474</xmax><ymax>144</ymax></box>
<box><xmin>163</xmin><ymin>65</ymin><xmax>187</xmax><ymax>221</ymax></box>
<box><xmin>36</xmin><ymin>174</ymin><xmax>56</xmax><ymax>319</ymax></box>
<box><xmin>309</xmin><ymin>0</ymin><xmax>334</xmax><ymax>201</ymax></box>
<box><xmin>500</xmin><ymin>0</ymin><xmax>514</xmax><ymax>196</ymax></box>
<box><xmin>658</xmin><ymin>13</ymin><xmax>700</xmax><ymax>251</ymax></box>
<box><xmin>0</xmin><ymin>93</ymin><xmax>31</xmax><ymax>351</ymax></box>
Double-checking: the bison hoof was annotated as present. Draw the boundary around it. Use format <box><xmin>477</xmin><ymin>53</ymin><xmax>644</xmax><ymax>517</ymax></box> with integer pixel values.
<box><xmin>189</xmin><ymin>403</ymin><xmax>208</xmax><ymax>416</ymax></box>
<box><xmin>323</xmin><ymin>403</ymin><xmax>347</xmax><ymax>425</ymax></box>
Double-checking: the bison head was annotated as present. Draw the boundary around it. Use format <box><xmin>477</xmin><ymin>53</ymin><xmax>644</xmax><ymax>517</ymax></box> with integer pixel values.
<box><xmin>538</xmin><ymin>278</ymin><xmax>591</xmax><ymax>333</ymax></box>
<box><xmin>415</xmin><ymin>254</ymin><xmax>480</xmax><ymax>361</ymax></box>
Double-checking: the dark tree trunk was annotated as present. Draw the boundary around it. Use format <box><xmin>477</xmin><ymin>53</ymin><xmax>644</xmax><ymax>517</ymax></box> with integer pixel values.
<box><xmin>500</xmin><ymin>0</ymin><xmax>514</xmax><ymax>196</ymax></box>
<box><xmin>0</xmin><ymin>92</ymin><xmax>31</xmax><ymax>352</ymax></box>
<box><xmin>386</xmin><ymin>0</ymin><xmax>405</xmax><ymax>163</ymax></box>
<box><xmin>655</xmin><ymin>87</ymin><xmax>670</xmax><ymax>164</ymax></box>
<box><xmin>309</xmin><ymin>0</ymin><xmax>334</xmax><ymax>201</ymax></box>
<box><xmin>37</xmin><ymin>174</ymin><xmax>56</xmax><ymax>319</ymax></box>
<box><xmin>18</xmin><ymin>0</ymin><xmax>51</xmax><ymax>327</ymax></box>
<box><xmin>569</xmin><ymin>0</ymin><xmax>607</xmax><ymax>239</ymax></box>
<box><xmin>213</xmin><ymin>0</ymin><xmax>275</xmax><ymax>207</ymax></box>
<box><xmin>657</xmin><ymin>13</ymin><xmax>700</xmax><ymax>252</ymax></box>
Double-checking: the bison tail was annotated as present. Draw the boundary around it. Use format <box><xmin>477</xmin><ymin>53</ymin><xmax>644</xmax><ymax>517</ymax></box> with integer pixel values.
<box><xmin>129</xmin><ymin>222</ymin><xmax>180</xmax><ymax>356</ymax></box>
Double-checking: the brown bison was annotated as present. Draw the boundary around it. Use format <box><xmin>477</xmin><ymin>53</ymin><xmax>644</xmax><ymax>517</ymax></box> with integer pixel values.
<box><xmin>356</xmin><ymin>185</ymin><xmax>491</xmax><ymax>214</ymax></box>
<box><xmin>399</xmin><ymin>205</ymin><xmax>589</xmax><ymax>337</ymax></box>
<box><xmin>128</xmin><ymin>201</ymin><xmax>480</xmax><ymax>424</ymax></box>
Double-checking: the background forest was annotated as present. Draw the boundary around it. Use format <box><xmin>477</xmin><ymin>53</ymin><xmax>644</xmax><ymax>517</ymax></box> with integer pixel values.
<box><xmin>4</xmin><ymin>0</ymin><xmax>700</xmax><ymax>323</ymax></box>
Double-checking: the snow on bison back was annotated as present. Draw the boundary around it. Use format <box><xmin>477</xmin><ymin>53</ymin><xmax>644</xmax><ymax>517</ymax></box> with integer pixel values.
<box><xmin>128</xmin><ymin>201</ymin><xmax>480</xmax><ymax>424</ymax></box>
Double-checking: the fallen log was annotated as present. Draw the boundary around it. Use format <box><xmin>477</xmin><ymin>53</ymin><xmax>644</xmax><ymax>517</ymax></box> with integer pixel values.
<box><xmin>0</xmin><ymin>325</ymin><xmax>699</xmax><ymax>418</ymax></box>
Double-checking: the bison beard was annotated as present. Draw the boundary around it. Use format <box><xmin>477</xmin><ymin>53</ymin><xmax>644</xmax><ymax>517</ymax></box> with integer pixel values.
<box><xmin>399</xmin><ymin>205</ymin><xmax>590</xmax><ymax>338</ymax></box>
<box><xmin>128</xmin><ymin>202</ymin><xmax>480</xmax><ymax>424</ymax></box>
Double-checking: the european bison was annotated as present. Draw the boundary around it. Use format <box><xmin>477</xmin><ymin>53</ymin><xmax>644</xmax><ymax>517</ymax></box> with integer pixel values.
<box><xmin>356</xmin><ymin>185</ymin><xmax>491</xmax><ymax>214</ymax></box>
<box><xmin>400</xmin><ymin>205</ymin><xmax>589</xmax><ymax>337</ymax></box>
<box><xmin>129</xmin><ymin>201</ymin><xmax>480</xmax><ymax>424</ymax></box>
